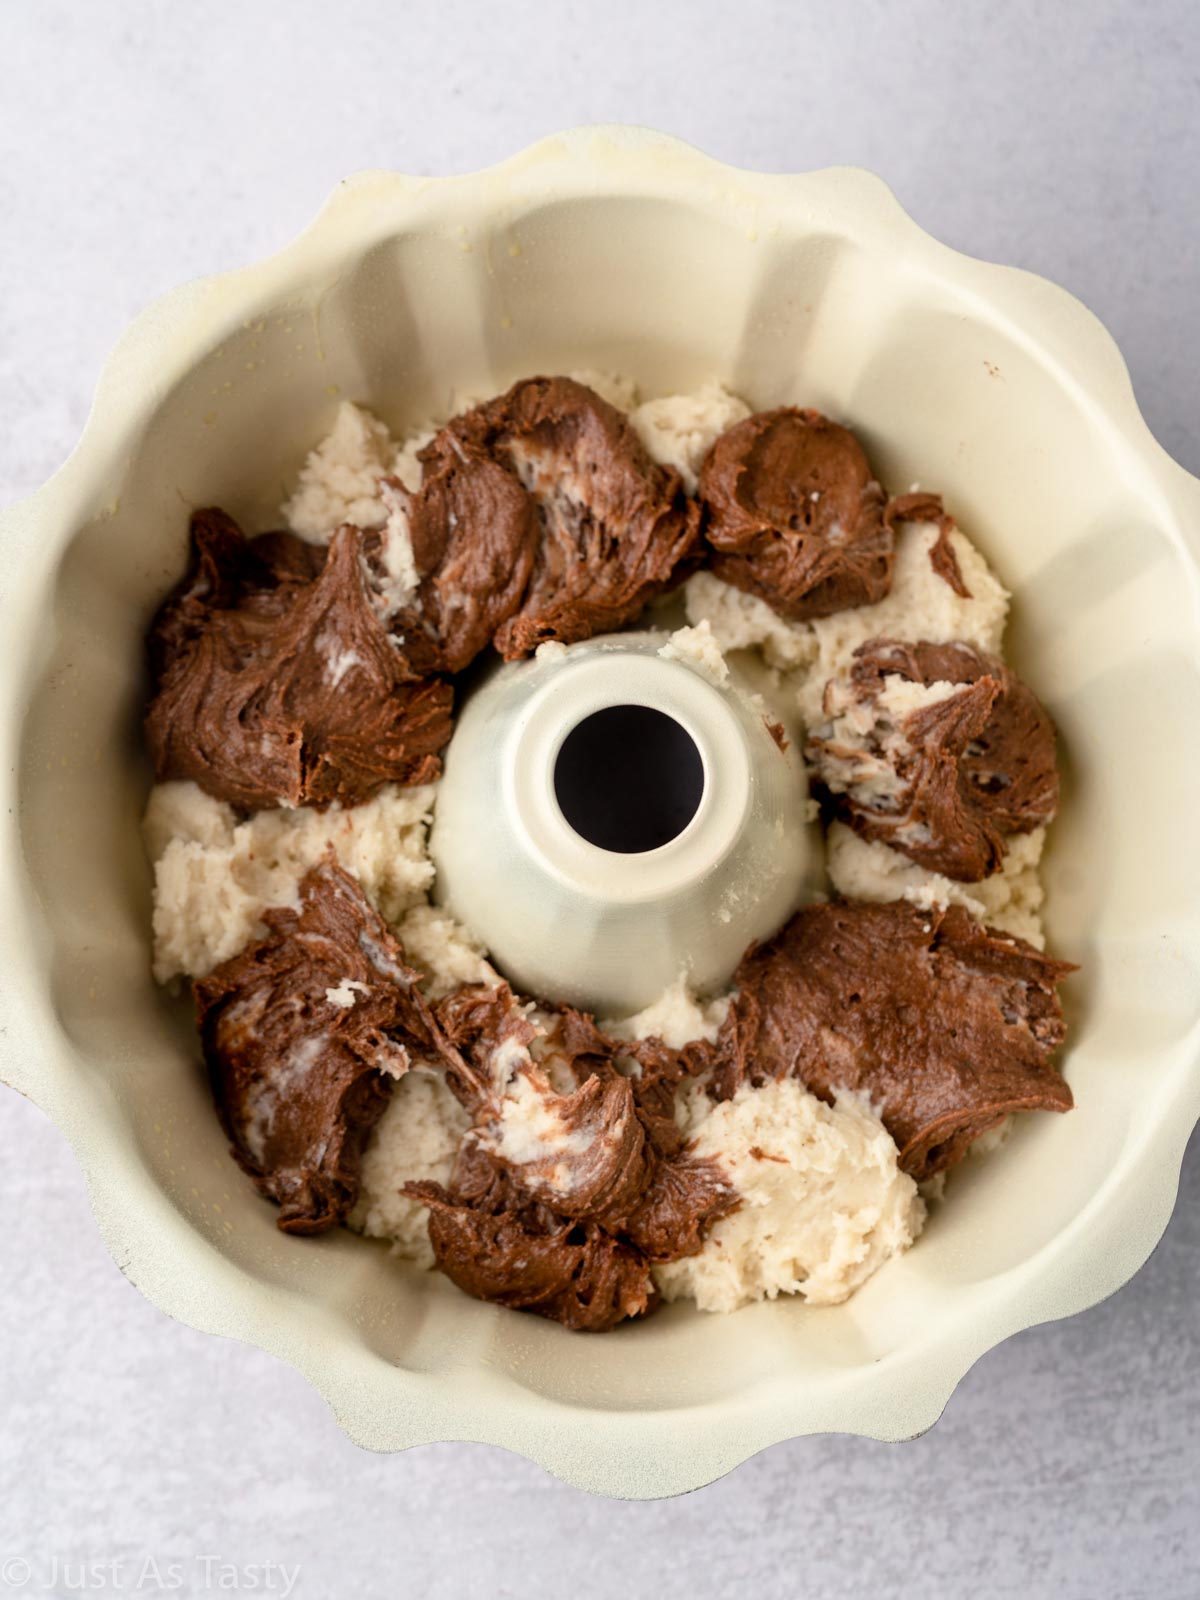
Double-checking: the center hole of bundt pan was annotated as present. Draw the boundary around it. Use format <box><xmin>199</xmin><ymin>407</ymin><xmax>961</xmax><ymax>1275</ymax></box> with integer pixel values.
<box><xmin>553</xmin><ymin>705</ymin><xmax>705</xmax><ymax>855</ymax></box>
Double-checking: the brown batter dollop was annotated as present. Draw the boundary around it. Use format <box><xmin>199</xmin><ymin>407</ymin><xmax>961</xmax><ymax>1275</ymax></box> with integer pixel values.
<box><xmin>698</xmin><ymin>412</ymin><xmax>975</xmax><ymax>617</ymax></box>
<box><xmin>406</xmin><ymin>984</ymin><xmax>736</xmax><ymax>1331</ymax></box>
<box><xmin>194</xmin><ymin>856</ymin><xmax>443</xmax><ymax>1234</ymax></box>
<box><xmin>698</xmin><ymin>407</ymin><xmax>895</xmax><ymax>620</ymax></box>
<box><xmin>445</xmin><ymin>376</ymin><xmax>702</xmax><ymax>656</ymax></box>
<box><xmin>412</xmin><ymin>1142</ymin><xmax>657</xmax><ymax>1331</ymax></box>
<box><xmin>145</xmin><ymin>507</ymin><xmax>321</xmax><ymax>682</ymax></box>
<box><xmin>693</xmin><ymin>900</ymin><xmax>1073</xmax><ymax>1181</ymax></box>
<box><xmin>145</xmin><ymin>509</ymin><xmax>453</xmax><ymax>811</ymax></box>
<box><xmin>806</xmin><ymin>638</ymin><xmax>1059</xmax><ymax>881</ymax></box>
<box><xmin>377</xmin><ymin>431</ymin><xmax>539</xmax><ymax>674</ymax></box>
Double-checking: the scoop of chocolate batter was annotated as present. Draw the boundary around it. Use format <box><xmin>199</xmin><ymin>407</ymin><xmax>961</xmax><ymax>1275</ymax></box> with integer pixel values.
<box><xmin>145</xmin><ymin>507</ymin><xmax>323</xmax><ymax>683</ymax></box>
<box><xmin>194</xmin><ymin>856</ymin><xmax>443</xmax><ymax>1233</ymax></box>
<box><xmin>145</xmin><ymin>510</ymin><xmax>453</xmax><ymax>811</ymax></box>
<box><xmin>446</xmin><ymin>376</ymin><xmax>702</xmax><ymax>655</ymax></box>
<box><xmin>412</xmin><ymin>1141</ymin><xmax>657</xmax><ymax>1331</ymax></box>
<box><xmin>806</xmin><ymin>638</ymin><xmax>1059</xmax><ymax>881</ymax></box>
<box><xmin>406</xmin><ymin>983</ymin><xmax>736</xmax><ymax>1331</ymax></box>
<box><xmin>699</xmin><ymin>407</ymin><xmax>895</xmax><ymax>619</ymax></box>
<box><xmin>433</xmin><ymin>985</ymin><xmax>653</xmax><ymax>1221</ymax></box>
<box><xmin>377</xmin><ymin>429</ymin><xmax>539</xmax><ymax>673</ymax></box>
<box><xmin>699</xmin><ymin>900</ymin><xmax>1073</xmax><ymax>1181</ymax></box>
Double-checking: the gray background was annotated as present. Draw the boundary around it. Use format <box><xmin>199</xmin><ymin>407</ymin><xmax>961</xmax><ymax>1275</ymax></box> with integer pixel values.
<box><xmin>1</xmin><ymin>2</ymin><xmax>1197</xmax><ymax>1595</ymax></box>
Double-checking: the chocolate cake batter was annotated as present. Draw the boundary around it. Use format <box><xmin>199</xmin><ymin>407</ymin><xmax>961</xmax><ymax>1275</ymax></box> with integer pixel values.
<box><xmin>447</xmin><ymin>376</ymin><xmax>702</xmax><ymax>655</ymax></box>
<box><xmin>698</xmin><ymin>407</ymin><xmax>895</xmax><ymax>619</ymax></box>
<box><xmin>194</xmin><ymin>856</ymin><xmax>442</xmax><ymax>1233</ymax></box>
<box><xmin>146</xmin><ymin>510</ymin><xmax>453</xmax><ymax>811</ymax></box>
<box><xmin>695</xmin><ymin>899</ymin><xmax>1074</xmax><ymax>1182</ymax></box>
<box><xmin>377</xmin><ymin>431</ymin><xmax>539</xmax><ymax>674</ymax></box>
<box><xmin>196</xmin><ymin>885</ymin><xmax>1073</xmax><ymax>1313</ymax></box>
<box><xmin>408</xmin><ymin>987</ymin><xmax>737</xmax><ymax>1331</ymax></box>
<box><xmin>806</xmin><ymin>638</ymin><xmax>1059</xmax><ymax>881</ymax></box>
<box><xmin>195</xmin><ymin>874</ymin><xmax>736</xmax><ymax>1326</ymax></box>
<box><xmin>698</xmin><ymin>410</ymin><xmax>978</xmax><ymax>621</ymax></box>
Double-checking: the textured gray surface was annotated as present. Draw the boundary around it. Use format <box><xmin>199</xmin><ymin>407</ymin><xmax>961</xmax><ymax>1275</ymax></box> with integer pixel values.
<box><xmin>1</xmin><ymin>1</ymin><xmax>1198</xmax><ymax>1595</ymax></box>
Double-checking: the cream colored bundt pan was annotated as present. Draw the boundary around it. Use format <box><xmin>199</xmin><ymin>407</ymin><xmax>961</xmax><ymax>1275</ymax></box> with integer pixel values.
<box><xmin>2</xmin><ymin>127</ymin><xmax>1198</xmax><ymax>1499</ymax></box>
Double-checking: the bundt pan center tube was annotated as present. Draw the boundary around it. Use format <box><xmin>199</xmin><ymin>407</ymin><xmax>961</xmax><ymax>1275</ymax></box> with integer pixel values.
<box><xmin>429</xmin><ymin>632</ymin><xmax>819</xmax><ymax>1014</ymax></box>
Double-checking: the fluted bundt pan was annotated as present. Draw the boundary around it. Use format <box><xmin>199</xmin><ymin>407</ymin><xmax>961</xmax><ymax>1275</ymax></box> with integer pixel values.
<box><xmin>1</xmin><ymin>127</ymin><xmax>1198</xmax><ymax>1498</ymax></box>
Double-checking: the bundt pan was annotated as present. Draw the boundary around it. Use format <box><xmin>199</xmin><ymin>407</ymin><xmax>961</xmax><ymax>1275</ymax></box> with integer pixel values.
<box><xmin>1</xmin><ymin>127</ymin><xmax>1198</xmax><ymax>1499</ymax></box>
